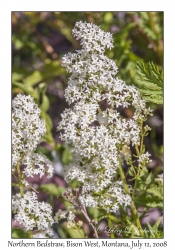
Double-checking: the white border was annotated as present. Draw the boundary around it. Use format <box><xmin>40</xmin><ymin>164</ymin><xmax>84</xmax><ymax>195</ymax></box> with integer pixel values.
<box><xmin>0</xmin><ymin>1</ymin><xmax>174</xmax><ymax>249</ymax></box>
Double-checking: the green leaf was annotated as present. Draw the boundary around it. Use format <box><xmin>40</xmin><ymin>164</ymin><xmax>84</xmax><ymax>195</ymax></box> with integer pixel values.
<box><xmin>36</xmin><ymin>83</ymin><xmax>50</xmax><ymax>112</ymax></box>
<box><xmin>40</xmin><ymin>94</ymin><xmax>49</xmax><ymax>112</ymax></box>
<box><xmin>153</xmin><ymin>216</ymin><xmax>163</xmax><ymax>234</ymax></box>
<box><xmin>107</xmin><ymin>214</ymin><xmax>121</xmax><ymax>223</ymax></box>
<box><xmin>104</xmin><ymin>12</ymin><xmax>113</xmax><ymax>23</ymax></box>
<box><xmin>132</xmin><ymin>61</ymin><xmax>163</xmax><ymax>104</ymax></box>
<box><xmin>12</xmin><ymin>82</ymin><xmax>38</xmax><ymax>99</ymax></box>
<box><xmin>143</xmin><ymin>227</ymin><xmax>149</xmax><ymax>238</ymax></box>
<box><xmin>23</xmin><ymin>60</ymin><xmax>65</xmax><ymax>86</ymax></box>
<box><xmin>145</xmin><ymin>172</ymin><xmax>154</xmax><ymax>185</ymax></box>
<box><xmin>12</xmin><ymin>183</ymin><xmax>19</xmax><ymax>187</ymax></box>
<box><xmin>41</xmin><ymin>132</ymin><xmax>54</xmax><ymax>144</ymax></box>
<box><xmin>136</xmin><ymin>61</ymin><xmax>163</xmax><ymax>86</ymax></box>
<box><xmin>24</xmin><ymin>71</ymin><xmax>44</xmax><ymax>86</ymax></box>
<box><xmin>136</xmin><ymin>179</ymin><xmax>145</xmax><ymax>192</ymax></box>
<box><xmin>12</xmin><ymin>35</ymin><xmax>24</xmax><ymax>49</ymax></box>
<box><xmin>146</xmin><ymin>222</ymin><xmax>156</xmax><ymax>238</ymax></box>
<box><xmin>35</xmin><ymin>146</ymin><xmax>53</xmax><ymax>161</ymax></box>
<box><xmin>88</xmin><ymin>207</ymin><xmax>99</xmax><ymax>219</ymax></box>
<box><xmin>41</xmin><ymin>112</ymin><xmax>53</xmax><ymax>132</ymax></box>
<box><xmin>147</xmin><ymin>184</ymin><xmax>162</xmax><ymax>199</ymax></box>
<box><xmin>55</xmin><ymin>143</ymin><xmax>62</xmax><ymax>152</ymax></box>
<box><xmin>126</xmin><ymin>223</ymin><xmax>140</xmax><ymax>236</ymax></box>
<box><xmin>62</xmin><ymin>147</ymin><xmax>72</xmax><ymax>165</ymax></box>
<box><xmin>12</xmin><ymin>228</ymin><xmax>29</xmax><ymax>238</ymax></box>
<box><xmin>61</xmin><ymin>222</ymin><xmax>85</xmax><ymax>238</ymax></box>
<box><xmin>128</xmin><ymin>167</ymin><xmax>135</xmax><ymax>177</ymax></box>
<box><xmin>92</xmin><ymin>209</ymin><xmax>121</xmax><ymax>224</ymax></box>
<box><xmin>135</xmin><ymin>194</ymin><xmax>163</xmax><ymax>208</ymax></box>
<box><xmin>57</xmin><ymin>226</ymin><xmax>68</xmax><ymax>238</ymax></box>
<box><xmin>12</xmin><ymin>72</ymin><xmax>25</xmax><ymax>83</ymax></box>
<box><xmin>39</xmin><ymin>184</ymin><xmax>65</xmax><ymax>197</ymax></box>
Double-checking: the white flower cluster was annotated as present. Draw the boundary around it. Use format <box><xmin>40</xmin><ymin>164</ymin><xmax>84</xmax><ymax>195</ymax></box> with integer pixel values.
<box><xmin>138</xmin><ymin>152</ymin><xmax>152</xmax><ymax>166</ymax></box>
<box><xmin>54</xmin><ymin>207</ymin><xmax>83</xmax><ymax>229</ymax></box>
<box><xmin>23</xmin><ymin>152</ymin><xmax>53</xmax><ymax>178</ymax></box>
<box><xmin>12</xmin><ymin>94</ymin><xmax>54</xmax><ymax>178</ymax></box>
<box><xmin>32</xmin><ymin>228</ymin><xmax>53</xmax><ymax>238</ymax></box>
<box><xmin>58</xmin><ymin>22</ymin><xmax>152</xmax><ymax>213</ymax></box>
<box><xmin>155</xmin><ymin>173</ymin><xmax>163</xmax><ymax>184</ymax></box>
<box><xmin>12</xmin><ymin>191</ymin><xmax>54</xmax><ymax>236</ymax></box>
<box><xmin>72</xmin><ymin>21</ymin><xmax>114</xmax><ymax>53</ymax></box>
<box><xmin>12</xmin><ymin>94</ymin><xmax>54</xmax><ymax>237</ymax></box>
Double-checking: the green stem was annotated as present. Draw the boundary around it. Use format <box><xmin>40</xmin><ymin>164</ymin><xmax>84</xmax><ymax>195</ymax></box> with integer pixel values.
<box><xmin>107</xmin><ymin>215</ymin><xmax>115</xmax><ymax>238</ymax></box>
<box><xmin>76</xmin><ymin>226</ymin><xmax>84</xmax><ymax>238</ymax></box>
<box><xmin>139</xmin><ymin>121</ymin><xmax>144</xmax><ymax>155</ymax></box>
<box><xmin>79</xmin><ymin>206</ymin><xmax>99</xmax><ymax>238</ymax></box>
<box><xmin>16</xmin><ymin>163</ymin><xmax>24</xmax><ymax>198</ymax></box>
<box><xmin>135</xmin><ymin>145</ymin><xmax>140</xmax><ymax>156</ymax></box>
<box><xmin>118</xmin><ymin>164</ymin><xmax>144</xmax><ymax>237</ymax></box>
<box><xmin>132</xmin><ymin>124</ymin><xmax>144</xmax><ymax>197</ymax></box>
<box><xmin>132</xmin><ymin>123</ymin><xmax>146</xmax><ymax>197</ymax></box>
<box><xmin>28</xmin><ymin>230</ymin><xmax>32</xmax><ymax>238</ymax></box>
<box><xmin>132</xmin><ymin>179</ymin><xmax>137</xmax><ymax>199</ymax></box>
<box><xmin>12</xmin><ymin>172</ymin><xmax>18</xmax><ymax>184</ymax></box>
<box><xmin>140</xmin><ymin>134</ymin><xmax>144</xmax><ymax>155</ymax></box>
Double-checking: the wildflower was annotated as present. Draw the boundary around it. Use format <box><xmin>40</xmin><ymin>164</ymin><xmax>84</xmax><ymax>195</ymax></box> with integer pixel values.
<box><xmin>12</xmin><ymin>94</ymin><xmax>54</xmax><ymax>179</ymax></box>
<box><xmin>12</xmin><ymin>191</ymin><xmax>54</xmax><ymax>234</ymax></box>
<box><xmin>77</xmin><ymin>220</ymin><xmax>83</xmax><ymax>227</ymax></box>
<box><xmin>155</xmin><ymin>173</ymin><xmax>163</xmax><ymax>184</ymax></box>
<box><xmin>138</xmin><ymin>152</ymin><xmax>152</xmax><ymax>166</ymax></box>
<box><xmin>12</xmin><ymin>94</ymin><xmax>46</xmax><ymax>169</ymax></box>
<box><xmin>12</xmin><ymin>94</ymin><xmax>54</xmax><ymax>237</ymax></box>
<box><xmin>54</xmin><ymin>207</ymin><xmax>77</xmax><ymax>229</ymax></box>
<box><xmin>57</xmin><ymin>21</ymin><xmax>152</xmax><ymax>213</ymax></box>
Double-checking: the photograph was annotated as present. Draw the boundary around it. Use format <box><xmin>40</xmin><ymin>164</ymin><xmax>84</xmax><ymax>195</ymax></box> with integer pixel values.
<box><xmin>12</xmin><ymin>11</ymin><xmax>163</xmax><ymax>239</ymax></box>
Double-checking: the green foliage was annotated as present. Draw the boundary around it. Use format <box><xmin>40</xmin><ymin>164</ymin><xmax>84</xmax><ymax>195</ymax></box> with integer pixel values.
<box><xmin>39</xmin><ymin>184</ymin><xmax>65</xmax><ymax>197</ymax></box>
<box><xmin>55</xmin><ymin>143</ymin><xmax>73</xmax><ymax>165</ymax></box>
<box><xmin>134</xmin><ymin>172</ymin><xmax>163</xmax><ymax>209</ymax></box>
<box><xmin>133</xmin><ymin>61</ymin><xmax>163</xmax><ymax>104</ymax></box>
<box><xmin>145</xmin><ymin>217</ymin><xmax>163</xmax><ymax>238</ymax></box>
<box><xmin>58</xmin><ymin>222</ymin><xmax>86</xmax><ymax>238</ymax></box>
<box><xmin>62</xmin><ymin>147</ymin><xmax>72</xmax><ymax>165</ymax></box>
<box><xmin>87</xmin><ymin>207</ymin><xmax>100</xmax><ymax>219</ymax></box>
<box><xmin>35</xmin><ymin>146</ymin><xmax>53</xmax><ymax>161</ymax></box>
<box><xmin>12</xmin><ymin>228</ymin><xmax>30</xmax><ymax>238</ymax></box>
<box><xmin>139</xmin><ymin>12</ymin><xmax>163</xmax><ymax>41</ymax></box>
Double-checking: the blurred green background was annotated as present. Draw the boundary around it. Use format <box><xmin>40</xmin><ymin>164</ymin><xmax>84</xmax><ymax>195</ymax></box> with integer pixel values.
<box><xmin>12</xmin><ymin>12</ymin><xmax>163</xmax><ymax>238</ymax></box>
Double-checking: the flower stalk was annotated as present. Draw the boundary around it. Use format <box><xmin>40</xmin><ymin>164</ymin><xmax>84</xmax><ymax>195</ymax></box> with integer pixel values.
<box><xmin>118</xmin><ymin>164</ymin><xmax>144</xmax><ymax>237</ymax></box>
<box><xmin>55</xmin><ymin>21</ymin><xmax>153</xmax><ymax>238</ymax></box>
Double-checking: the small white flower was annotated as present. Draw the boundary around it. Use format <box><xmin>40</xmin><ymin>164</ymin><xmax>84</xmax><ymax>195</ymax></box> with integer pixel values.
<box><xmin>12</xmin><ymin>94</ymin><xmax>54</xmax><ymax>236</ymax></box>
<box><xmin>12</xmin><ymin>94</ymin><xmax>46</xmax><ymax>169</ymax></box>
<box><xmin>22</xmin><ymin>152</ymin><xmax>54</xmax><ymax>179</ymax></box>
<box><xmin>12</xmin><ymin>191</ymin><xmax>54</xmax><ymax>232</ymax></box>
<box><xmin>138</xmin><ymin>152</ymin><xmax>152</xmax><ymax>165</ymax></box>
<box><xmin>155</xmin><ymin>173</ymin><xmax>163</xmax><ymax>183</ymax></box>
<box><xmin>77</xmin><ymin>220</ymin><xmax>83</xmax><ymax>227</ymax></box>
<box><xmin>57</xmin><ymin>21</ymin><xmax>152</xmax><ymax>213</ymax></box>
<box><xmin>54</xmin><ymin>207</ymin><xmax>77</xmax><ymax>228</ymax></box>
<box><xmin>32</xmin><ymin>227</ymin><xmax>54</xmax><ymax>238</ymax></box>
<box><xmin>12</xmin><ymin>94</ymin><xmax>54</xmax><ymax>178</ymax></box>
